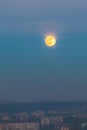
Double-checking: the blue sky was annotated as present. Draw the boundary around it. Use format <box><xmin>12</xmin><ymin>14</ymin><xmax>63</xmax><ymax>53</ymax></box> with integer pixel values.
<box><xmin>0</xmin><ymin>0</ymin><xmax>87</xmax><ymax>102</ymax></box>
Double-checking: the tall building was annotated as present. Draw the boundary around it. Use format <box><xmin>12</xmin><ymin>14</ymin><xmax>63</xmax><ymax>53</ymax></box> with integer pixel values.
<box><xmin>73</xmin><ymin>116</ymin><xmax>81</xmax><ymax>130</ymax></box>
<box><xmin>41</xmin><ymin>116</ymin><xmax>50</xmax><ymax>126</ymax></box>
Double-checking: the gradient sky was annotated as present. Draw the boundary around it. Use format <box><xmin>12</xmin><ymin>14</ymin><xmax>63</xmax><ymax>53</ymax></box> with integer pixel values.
<box><xmin>0</xmin><ymin>0</ymin><xmax>87</xmax><ymax>102</ymax></box>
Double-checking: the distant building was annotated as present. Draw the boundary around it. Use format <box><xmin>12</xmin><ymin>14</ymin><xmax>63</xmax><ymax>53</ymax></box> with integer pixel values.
<box><xmin>0</xmin><ymin>122</ymin><xmax>39</xmax><ymax>130</ymax></box>
<box><xmin>33</xmin><ymin>111</ymin><xmax>45</xmax><ymax>118</ymax></box>
<box><xmin>16</xmin><ymin>113</ymin><xmax>29</xmax><ymax>121</ymax></box>
<box><xmin>81</xmin><ymin>122</ymin><xmax>87</xmax><ymax>130</ymax></box>
<box><xmin>73</xmin><ymin>116</ymin><xmax>81</xmax><ymax>130</ymax></box>
<box><xmin>49</xmin><ymin>116</ymin><xmax>63</xmax><ymax>126</ymax></box>
<box><xmin>41</xmin><ymin>116</ymin><xmax>49</xmax><ymax>126</ymax></box>
<box><xmin>1</xmin><ymin>115</ymin><xmax>10</xmax><ymax>121</ymax></box>
<box><xmin>61</xmin><ymin>125</ymin><xmax>71</xmax><ymax>130</ymax></box>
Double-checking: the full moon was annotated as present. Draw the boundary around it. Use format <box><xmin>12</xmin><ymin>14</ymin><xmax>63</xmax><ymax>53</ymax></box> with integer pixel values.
<box><xmin>45</xmin><ymin>35</ymin><xmax>56</xmax><ymax>47</ymax></box>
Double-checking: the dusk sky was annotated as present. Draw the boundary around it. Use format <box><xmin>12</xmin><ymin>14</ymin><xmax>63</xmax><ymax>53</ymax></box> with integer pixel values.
<box><xmin>0</xmin><ymin>0</ymin><xmax>87</xmax><ymax>102</ymax></box>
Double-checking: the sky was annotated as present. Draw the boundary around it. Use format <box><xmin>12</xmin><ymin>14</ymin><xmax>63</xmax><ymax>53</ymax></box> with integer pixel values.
<box><xmin>0</xmin><ymin>0</ymin><xmax>87</xmax><ymax>102</ymax></box>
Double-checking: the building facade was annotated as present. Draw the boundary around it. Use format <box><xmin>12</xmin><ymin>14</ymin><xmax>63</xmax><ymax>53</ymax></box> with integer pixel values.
<box><xmin>0</xmin><ymin>122</ymin><xmax>39</xmax><ymax>130</ymax></box>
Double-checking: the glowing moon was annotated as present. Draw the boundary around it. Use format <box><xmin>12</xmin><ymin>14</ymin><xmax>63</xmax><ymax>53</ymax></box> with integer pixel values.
<box><xmin>45</xmin><ymin>35</ymin><xmax>56</xmax><ymax>47</ymax></box>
